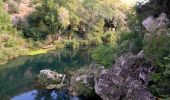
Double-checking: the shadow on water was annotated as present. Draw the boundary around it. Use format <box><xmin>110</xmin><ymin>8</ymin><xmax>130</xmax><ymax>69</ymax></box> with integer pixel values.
<box><xmin>0</xmin><ymin>47</ymin><xmax>101</xmax><ymax>100</ymax></box>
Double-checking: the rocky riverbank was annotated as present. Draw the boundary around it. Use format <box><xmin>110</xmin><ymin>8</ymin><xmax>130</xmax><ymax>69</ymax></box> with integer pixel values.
<box><xmin>36</xmin><ymin>52</ymin><xmax>156</xmax><ymax>100</ymax></box>
<box><xmin>95</xmin><ymin>53</ymin><xmax>156</xmax><ymax>100</ymax></box>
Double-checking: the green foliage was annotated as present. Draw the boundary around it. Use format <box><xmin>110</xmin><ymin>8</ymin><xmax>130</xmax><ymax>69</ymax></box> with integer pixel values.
<box><xmin>0</xmin><ymin>0</ymin><xmax>14</xmax><ymax>34</ymax></box>
<box><xmin>73</xmin><ymin>82</ymin><xmax>95</xmax><ymax>97</ymax></box>
<box><xmin>0</xmin><ymin>47</ymin><xmax>27</xmax><ymax>62</ymax></box>
<box><xmin>88</xmin><ymin>36</ymin><xmax>103</xmax><ymax>46</ymax></box>
<box><xmin>136</xmin><ymin>0</ymin><xmax>161</xmax><ymax>21</ymax></box>
<box><xmin>101</xmin><ymin>31</ymin><xmax>117</xmax><ymax>46</ymax></box>
<box><xmin>15</xmin><ymin>18</ymin><xmax>29</xmax><ymax>30</ymax></box>
<box><xmin>115</xmin><ymin>31</ymin><xmax>143</xmax><ymax>56</ymax></box>
<box><xmin>78</xmin><ymin>40</ymin><xmax>89</xmax><ymax>46</ymax></box>
<box><xmin>91</xmin><ymin>45</ymin><xmax>115</xmax><ymax>68</ymax></box>
<box><xmin>144</xmin><ymin>33</ymin><xmax>170</xmax><ymax>98</ymax></box>
<box><xmin>0</xmin><ymin>0</ymin><xmax>136</xmax><ymax>64</ymax></box>
<box><xmin>25</xmin><ymin>0</ymin><xmax>131</xmax><ymax>41</ymax></box>
<box><xmin>144</xmin><ymin>35</ymin><xmax>170</xmax><ymax>62</ymax></box>
<box><xmin>65</xmin><ymin>40</ymin><xmax>79</xmax><ymax>49</ymax></box>
<box><xmin>31</xmin><ymin>0</ymin><xmax>40</xmax><ymax>5</ymax></box>
<box><xmin>27</xmin><ymin>0</ymin><xmax>71</xmax><ymax>40</ymax></box>
<box><xmin>23</xmin><ymin>28</ymin><xmax>47</xmax><ymax>40</ymax></box>
<box><xmin>5</xmin><ymin>39</ymin><xmax>17</xmax><ymax>47</ymax></box>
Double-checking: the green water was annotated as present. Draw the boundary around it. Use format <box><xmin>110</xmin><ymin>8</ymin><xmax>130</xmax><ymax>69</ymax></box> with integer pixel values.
<box><xmin>0</xmin><ymin>47</ymin><xmax>95</xmax><ymax>100</ymax></box>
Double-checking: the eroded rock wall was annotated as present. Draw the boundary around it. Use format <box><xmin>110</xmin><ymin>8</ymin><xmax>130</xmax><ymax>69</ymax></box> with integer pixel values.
<box><xmin>95</xmin><ymin>53</ymin><xmax>156</xmax><ymax>100</ymax></box>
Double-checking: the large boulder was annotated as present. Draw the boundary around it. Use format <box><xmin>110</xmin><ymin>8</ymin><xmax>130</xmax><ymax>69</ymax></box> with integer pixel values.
<box><xmin>142</xmin><ymin>13</ymin><xmax>169</xmax><ymax>32</ymax></box>
<box><xmin>37</xmin><ymin>70</ymin><xmax>67</xmax><ymax>89</ymax></box>
<box><xmin>95</xmin><ymin>53</ymin><xmax>156</xmax><ymax>100</ymax></box>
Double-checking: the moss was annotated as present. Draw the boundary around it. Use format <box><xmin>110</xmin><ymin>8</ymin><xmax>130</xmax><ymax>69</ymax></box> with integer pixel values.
<box><xmin>27</xmin><ymin>49</ymin><xmax>48</xmax><ymax>56</ymax></box>
<box><xmin>73</xmin><ymin>82</ymin><xmax>95</xmax><ymax>97</ymax></box>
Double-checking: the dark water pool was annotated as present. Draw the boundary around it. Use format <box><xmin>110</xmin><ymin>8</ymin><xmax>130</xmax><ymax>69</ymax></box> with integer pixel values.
<box><xmin>0</xmin><ymin>47</ymin><xmax>97</xmax><ymax>100</ymax></box>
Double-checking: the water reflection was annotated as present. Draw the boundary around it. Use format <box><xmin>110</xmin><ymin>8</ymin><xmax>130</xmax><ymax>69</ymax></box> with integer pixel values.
<box><xmin>12</xmin><ymin>90</ymin><xmax>80</xmax><ymax>100</ymax></box>
<box><xmin>0</xmin><ymin>47</ymin><xmax>93</xmax><ymax>100</ymax></box>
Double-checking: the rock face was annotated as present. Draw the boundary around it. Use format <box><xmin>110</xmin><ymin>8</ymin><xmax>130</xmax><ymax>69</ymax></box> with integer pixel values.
<box><xmin>95</xmin><ymin>53</ymin><xmax>156</xmax><ymax>100</ymax></box>
<box><xmin>37</xmin><ymin>57</ymin><xmax>155</xmax><ymax>100</ymax></box>
<box><xmin>69</xmin><ymin>64</ymin><xmax>104</xmax><ymax>97</ymax></box>
<box><xmin>142</xmin><ymin>13</ymin><xmax>170</xmax><ymax>42</ymax></box>
<box><xmin>142</xmin><ymin>13</ymin><xmax>170</xmax><ymax>32</ymax></box>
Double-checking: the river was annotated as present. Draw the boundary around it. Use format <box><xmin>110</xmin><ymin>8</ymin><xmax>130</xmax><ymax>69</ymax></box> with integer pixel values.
<box><xmin>0</xmin><ymin>47</ymin><xmax>99</xmax><ymax>100</ymax></box>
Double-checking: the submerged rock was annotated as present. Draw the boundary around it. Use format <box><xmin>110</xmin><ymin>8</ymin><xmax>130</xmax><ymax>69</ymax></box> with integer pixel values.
<box><xmin>95</xmin><ymin>53</ymin><xmax>156</xmax><ymax>100</ymax></box>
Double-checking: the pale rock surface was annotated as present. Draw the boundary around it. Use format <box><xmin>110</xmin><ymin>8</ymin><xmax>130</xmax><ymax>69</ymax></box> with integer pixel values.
<box><xmin>142</xmin><ymin>13</ymin><xmax>169</xmax><ymax>32</ymax></box>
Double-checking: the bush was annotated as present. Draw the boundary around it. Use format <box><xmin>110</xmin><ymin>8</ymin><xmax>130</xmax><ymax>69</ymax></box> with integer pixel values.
<box><xmin>78</xmin><ymin>40</ymin><xmax>89</xmax><ymax>46</ymax></box>
<box><xmin>91</xmin><ymin>45</ymin><xmax>115</xmax><ymax>68</ymax></box>
<box><xmin>23</xmin><ymin>28</ymin><xmax>48</xmax><ymax>40</ymax></box>
<box><xmin>144</xmin><ymin>35</ymin><xmax>170</xmax><ymax>62</ymax></box>
<box><xmin>26</xmin><ymin>40</ymin><xmax>44</xmax><ymax>49</ymax></box>
<box><xmin>5</xmin><ymin>39</ymin><xmax>17</xmax><ymax>47</ymax></box>
<box><xmin>31</xmin><ymin>0</ymin><xmax>40</xmax><ymax>5</ymax></box>
<box><xmin>88</xmin><ymin>36</ymin><xmax>103</xmax><ymax>46</ymax></box>
<box><xmin>0</xmin><ymin>0</ymin><xmax>15</xmax><ymax>34</ymax></box>
<box><xmin>53</xmin><ymin>41</ymin><xmax>65</xmax><ymax>49</ymax></box>
<box><xmin>0</xmin><ymin>51</ymin><xmax>8</xmax><ymax>62</ymax></box>
<box><xmin>101</xmin><ymin>31</ymin><xmax>117</xmax><ymax>46</ymax></box>
<box><xmin>14</xmin><ymin>18</ymin><xmax>29</xmax><ymax>30</ymax></box>
<box><xmin>144</xmin><ymin>33</ymin><xmax>170</xmax><ymax>98</ymax></box>
<box><xmin>115</xmin><ymin>31</ymin><xmax>143</xmax><ymax>56</ymax></box>
<box><xmin>65</xmin><ymin>40</ymin><xmax>79</xmax><ymax>49</ymax></box>
<box><xmin>7</xmin><ymin>0</ymin><xmax>19</xmax><ymax>14</ymax></box>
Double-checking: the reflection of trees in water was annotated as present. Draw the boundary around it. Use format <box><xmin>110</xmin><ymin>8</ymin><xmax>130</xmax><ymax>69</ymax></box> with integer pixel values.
<box><xmin>0</xmin><ymin>47</ymin><xmax>94</xmax><ymax>99</ymax></box>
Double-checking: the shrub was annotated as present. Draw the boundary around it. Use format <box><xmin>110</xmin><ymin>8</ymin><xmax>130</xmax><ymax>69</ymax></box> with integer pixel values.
<box><xmin>53</xmin><ymin>41</ymin><xmax>65</xmax><ymax>49</ymax></box>
<box><xmin>5</xmin><ymin>39</ymin><xmax>17</xmax><ymax>47</ymax></box>
<box><xmin>91</xmin><ymin>45</ymin><xmax>115</xmax><ymax>68</ymax></box>
<box><xmin>88</xmin><ymin>36</ymin><xmax>103</xmax><ymax>46</ymax></box>
<box><xmin>65</xmin><ymin>40</ymin><xmax>79</xmax><ymax>49</ymax></box>
<box><xmin>0</xmin><ymin>0</ymin><xmax>15</xmax><ymax>34</ymax></box>
<box><xmin>144</xmin><ymin>33</ymin><xmax>170</xmax><ymax>97</ymax></box>
<box><xmin>115</xmin><ymin>31</ymin><xmax>143</xmax><ymax>56</ymax></box>
<box><xmin>144</xmin><ymin>35</ymin><xmax>170</xmax><ymax>62</ymax></box>
<box><xmin>78</xmin><ymin>40</ymin><xmax>89</xmax><ymax>46</ymax></box>
<box><xmin>101</xmin><ymin>31</ymin><xmax>117</xmax><ymax>46</ymax></box>
<box><xmin>14</xmin><ymin>18</ymin><xmax>29</xmax><ymax>30</ymax></box>
<box><xmin>23</xmin><ymin>28</ymin><xmax>48</xmax><ymax>40</ymax></box>
<box><xmin>7</xmin><ymin>0</ymin><xmax>19</xmax><ymax>14</ymax></box>
<box><xmin>27</xmin><ymin>40</ymin><xmax>44</xmax><ymax>49</ymax></box>
<box><xmin>31</xmin><ymin>0</ymin><xmax>40</xmax><ymax>5</ymax></box>
<box><xmin>0</xmin><ymin>51</ymin><xmax>8</xmax><ymax>61</ymax></box>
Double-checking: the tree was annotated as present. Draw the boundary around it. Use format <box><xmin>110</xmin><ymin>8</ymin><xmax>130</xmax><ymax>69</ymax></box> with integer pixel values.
<box><xmin>0</xmin><ymin>0</ymin><xmax>13</xmax><ymax>34</ymax></box>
